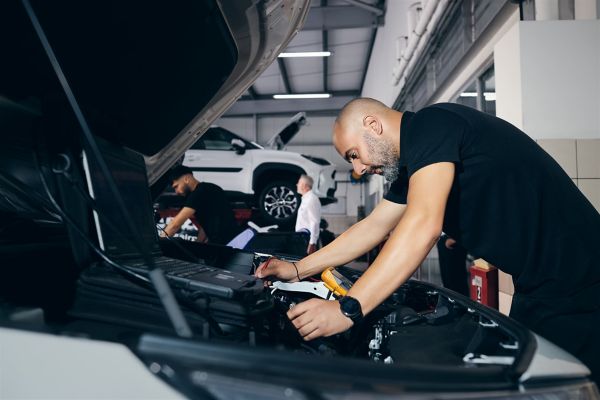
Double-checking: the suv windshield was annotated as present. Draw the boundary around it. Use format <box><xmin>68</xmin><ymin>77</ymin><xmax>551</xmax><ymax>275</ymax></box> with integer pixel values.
<box><xmin>191</xmin><ymin>127</ymin><xmax>260</xmax><ymax>150</ymax></box>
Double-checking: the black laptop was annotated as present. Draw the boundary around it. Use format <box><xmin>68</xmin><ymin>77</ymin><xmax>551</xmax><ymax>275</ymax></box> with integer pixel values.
<box><xmin>81</xmin><ymin>137</ymin><xmax>262</xmax><ymax>300</ymax></box>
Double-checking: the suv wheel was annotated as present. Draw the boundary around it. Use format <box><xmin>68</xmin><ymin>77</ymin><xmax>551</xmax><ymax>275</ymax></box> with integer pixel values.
<box><xmin>258</xmin><ymin>180</ymin><xmax>300</xmax><ymax>225</ymax></box>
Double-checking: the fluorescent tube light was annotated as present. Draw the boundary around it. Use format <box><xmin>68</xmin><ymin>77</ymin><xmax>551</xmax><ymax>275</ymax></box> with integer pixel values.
<box><xmin>278</xmin><ymin>51</ymin><xmax>332</xmax><ymax>58</ymax></box>
<box><xmin>273</xmin><ymin>93</ymin><xmax>332</xmax><ymax>99</ymax></box>
<box><xmin>484</xmin><ymin>92</ymin><xmax>496</xmax><ymax>101</ymax></box>
<box><xmin>460</xmin><ymin>92</ymin><xmax>496</xmax><ymax>101</ymax></box>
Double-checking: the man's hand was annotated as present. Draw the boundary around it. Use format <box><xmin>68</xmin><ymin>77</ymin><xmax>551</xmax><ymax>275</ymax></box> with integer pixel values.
<box><xmin>287</xmin><ymin>298</ymin><xmax>353</xmax><ymax>341</ymax></box>
<box><xmin>254</xmin><ymin>258</ymin><xmax>299</xmax><ymax>281</ymax></box>
<box><xmin>307</xmin><ymin>243</ymin><xmax>317</xmax><ymax>255</ymax></box>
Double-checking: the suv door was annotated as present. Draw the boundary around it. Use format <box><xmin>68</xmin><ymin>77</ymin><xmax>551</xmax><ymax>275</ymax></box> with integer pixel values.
<box><xmin>183</xmin><ymin>127</ymin><xmax>253</xmax><ymax>194</ymax></box>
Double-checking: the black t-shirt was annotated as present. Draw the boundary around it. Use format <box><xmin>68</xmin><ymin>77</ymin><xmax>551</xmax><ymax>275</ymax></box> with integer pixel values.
<box><xmin>184</xmin><ymin>182</ymin><xmax>239</xmax><ymax>245</ymax></box>
<box><xmin>385</xmin><ymin>103</ymin><xmax>600</xmax><ymax>301</ymax></box>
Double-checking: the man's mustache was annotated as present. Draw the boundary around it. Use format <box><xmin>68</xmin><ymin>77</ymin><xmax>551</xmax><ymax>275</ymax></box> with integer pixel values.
<box><xmin>366</xmin><ymin>166</ymin><xmax>384</xmax><ymax>174</ymax></box>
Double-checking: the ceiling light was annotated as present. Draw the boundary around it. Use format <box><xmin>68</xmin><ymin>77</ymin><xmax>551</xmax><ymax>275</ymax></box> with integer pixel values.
<box><xmin>460</xmin><ymin>91</ymin><xmax>496</xmax><ymax>101</ymax></box>
<box><xmin>484</xmin><ymin>92</ymin><xmax>496</xmax><ymax>101</ymax></box>
<box><xmin>278</xmin><ymin>51</ymin><xmax>332</xmax><ymax>58</ymax></box>
<box><xmin>273</xmin><ymin>93</ymin><xmax>332</xmax><ymax>99</ymax></box>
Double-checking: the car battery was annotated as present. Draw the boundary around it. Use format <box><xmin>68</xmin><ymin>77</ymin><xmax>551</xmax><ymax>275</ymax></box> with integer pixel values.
<box><xmin>469</xmin><ymin>259</ymin><xmax>498</xmax><ymax>309</ymax></box>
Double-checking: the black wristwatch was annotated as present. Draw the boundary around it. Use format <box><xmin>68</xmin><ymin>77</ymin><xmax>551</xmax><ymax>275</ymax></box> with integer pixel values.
<box><xmin>339</xmin><ymin>296</ymin><xmax>363</xmax><ymax>324</ymax></box>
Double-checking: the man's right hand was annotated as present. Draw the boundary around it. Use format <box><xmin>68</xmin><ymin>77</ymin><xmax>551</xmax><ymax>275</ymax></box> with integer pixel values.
<box><xmin>255</xmin><ymin>258</ymin><xmax>299</xmax><ymax>282</ymax></box>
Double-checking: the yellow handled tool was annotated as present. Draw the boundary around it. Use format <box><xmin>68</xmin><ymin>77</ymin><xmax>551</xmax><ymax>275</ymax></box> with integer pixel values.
<box><xmin>321</xmin><ymin>267</ymin><xmax>353</xmax><ymax>297</ymax></box>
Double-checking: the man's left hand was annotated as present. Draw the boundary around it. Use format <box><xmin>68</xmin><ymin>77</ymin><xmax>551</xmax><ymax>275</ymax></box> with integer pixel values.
<box><xmin>287</xmin><ymin>298</ymin><xmax>353</xmax><ymax>341</ymax></box>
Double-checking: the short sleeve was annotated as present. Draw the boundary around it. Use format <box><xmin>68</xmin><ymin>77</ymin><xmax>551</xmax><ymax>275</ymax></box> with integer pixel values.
<box><xmin>404</xmin><ymin>107</ymin><xmax>464</xmax><ymax>178</ymax></box>
<box><xmin>384</xmin><ymin>167</ymin><xmax>409</xmax><ymax>204</ymax></box>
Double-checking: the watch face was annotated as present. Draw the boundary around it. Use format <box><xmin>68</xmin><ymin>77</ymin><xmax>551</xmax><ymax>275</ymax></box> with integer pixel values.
<box><xmin>340</xmin><ymin>296</ymin><xmax>361</xmax><ymax>317</ymax></box>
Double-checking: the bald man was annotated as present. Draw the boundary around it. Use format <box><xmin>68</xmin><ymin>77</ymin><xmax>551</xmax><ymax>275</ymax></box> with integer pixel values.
<box><xmin>256</xmin><ymin>98</ymin><xmax>600</xmax><ymax>379</ymax></box>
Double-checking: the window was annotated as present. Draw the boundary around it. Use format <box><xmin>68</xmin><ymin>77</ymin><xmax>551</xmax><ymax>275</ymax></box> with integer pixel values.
<box><xmin>453</xmin><ymin>65</ymin><xmax>496</xmax><ymax>116</ymax></box>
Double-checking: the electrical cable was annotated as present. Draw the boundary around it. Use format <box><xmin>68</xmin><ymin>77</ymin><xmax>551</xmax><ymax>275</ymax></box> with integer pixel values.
<box><xmin>0</xmin><ymin>169</ymin><xmax>151</xmax><ymax>286</ymax></box>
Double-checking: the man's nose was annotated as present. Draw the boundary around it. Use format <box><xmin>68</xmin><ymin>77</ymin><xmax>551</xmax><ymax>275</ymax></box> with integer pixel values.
<box><xmin>351</xmin><ymin>159</ymin><xmax>367</xmax><ymax>175</ymax></box>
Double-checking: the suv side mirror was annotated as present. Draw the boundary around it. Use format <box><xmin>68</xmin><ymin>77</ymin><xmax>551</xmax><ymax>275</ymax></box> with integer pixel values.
<box><xmin>231</xmin><ymin>138</ymin><xmax>246</xmax><ymax>155</ymax></box>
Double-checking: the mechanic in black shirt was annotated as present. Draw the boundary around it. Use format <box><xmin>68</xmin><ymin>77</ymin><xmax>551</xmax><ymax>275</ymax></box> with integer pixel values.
<box><xmin>257</xmin><ymin>98</ymin><xmax>600</xmax><ymax>379</ymax></box>
<box><xmin>163</xmin><ymin>165</ymin><xmax>239</xmax><ymax>245</ymax></box>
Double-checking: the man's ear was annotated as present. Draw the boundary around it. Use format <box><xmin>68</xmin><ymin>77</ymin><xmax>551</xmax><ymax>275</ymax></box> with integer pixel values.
<box><xmin>363</xmin><ymin>115</ymin><xmax>382</xmax><ymax>136</ymax></box>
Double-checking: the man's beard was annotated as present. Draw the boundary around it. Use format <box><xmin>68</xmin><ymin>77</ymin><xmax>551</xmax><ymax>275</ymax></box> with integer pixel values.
<box><xmin>182</xmin><ymin>184</ymin><xmax>192</xmax><ymax>196</ymax></box>
<box><xmin>363</xmin><ymin>133</ymin><xmax>400</xmax><ymax>182</ymax></box>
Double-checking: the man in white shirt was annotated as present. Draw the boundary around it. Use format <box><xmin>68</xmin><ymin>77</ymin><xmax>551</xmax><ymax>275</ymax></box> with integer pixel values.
<box><xmin>295</xmin><ymin>175</ymin><xmax>321</xmax><ymax>254</ymax></box>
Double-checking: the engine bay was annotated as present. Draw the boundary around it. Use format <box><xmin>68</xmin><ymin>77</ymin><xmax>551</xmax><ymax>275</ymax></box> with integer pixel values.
<box><xmin>256</xmin><ymin>266</ymin><xmax>521</xmax><ymax>369</ymax></box>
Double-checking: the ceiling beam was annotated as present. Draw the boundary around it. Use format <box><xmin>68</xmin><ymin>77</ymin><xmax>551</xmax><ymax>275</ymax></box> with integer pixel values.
<box><xmin>303</xmin><ymin>6</ymin><xmax>383</xmax><ymax>30</ymax></box>
<box><xmin>224</xmin><ymin>93</ymin><xmax>358</xmax><ymax>116</ymax></box>
<box><xmin>277</xmin><ymin>58</ymin><xmax>292</xmax><ymax>93</ymax></box>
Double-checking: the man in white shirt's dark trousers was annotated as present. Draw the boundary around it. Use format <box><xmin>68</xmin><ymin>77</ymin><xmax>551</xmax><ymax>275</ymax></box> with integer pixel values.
<box><xmin>295</xmin><ymin>175</ymin><xmax>321</xmax><ymax>255</ymax></box>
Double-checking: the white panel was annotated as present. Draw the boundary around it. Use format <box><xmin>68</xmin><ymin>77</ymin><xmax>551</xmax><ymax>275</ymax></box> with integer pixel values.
<box><xmin>494</xmin><ymin>23</ymin><xmax>524</xmax><ymax>130</ymax></box>
<box><xmin>519</xmin><ymin>20</ymin><xmax>600</xmax><ymax>139</ymax></box>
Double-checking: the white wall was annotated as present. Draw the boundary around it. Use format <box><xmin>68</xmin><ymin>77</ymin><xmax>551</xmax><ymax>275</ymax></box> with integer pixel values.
<box><xmin>520</xmin><ymin>20</ymin><xmax>600</xmax><ymax>139</ymax></box>
<box><xmin>360</xmin><ymin>0</ymin><xmax>413</xmax><ymax>106</ymax></box>
<box><xmin>495</xmin><ymin>20</ymin><xmax>600</xmax><ymax>139</ymax></box>
<box><xmin>494</xmin><ymin>23</ymin><xmax>524</xmax><ymax>130</ymax></box>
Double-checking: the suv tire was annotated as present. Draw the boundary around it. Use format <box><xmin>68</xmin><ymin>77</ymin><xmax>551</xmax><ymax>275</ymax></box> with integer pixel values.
<box><xmin>258</xmin><ymin>180</ymin><xmax>300</xmax><ymax>225</ymax></box>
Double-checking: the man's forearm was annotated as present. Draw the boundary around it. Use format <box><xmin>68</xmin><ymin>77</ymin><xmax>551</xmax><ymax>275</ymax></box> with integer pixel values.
<box><xmin>163</xmin><ymin>222</ymin><xmax>181</xmax><ymax>237</ymax></box>
<box><xmin>296</xmin><ymin>215</ymin><xmax>392</xmax><ymax>278</ymax></box>
<box><xmin>347</xmin><ymin>210</ymin><xmax>440</xmax><ymax>315</ymax></box>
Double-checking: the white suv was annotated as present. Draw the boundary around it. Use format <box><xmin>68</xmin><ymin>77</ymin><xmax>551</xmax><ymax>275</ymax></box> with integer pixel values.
<box><xmin>182</xmin><ymin>114</ymin><xmax>337</xmax><ymax>225</ymax></box>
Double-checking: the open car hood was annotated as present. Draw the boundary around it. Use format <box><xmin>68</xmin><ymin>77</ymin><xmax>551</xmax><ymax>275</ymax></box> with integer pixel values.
<box><xmin>265</xmin><ymin>112</ymin><xmax>308</xmax><ymax>150</ymax></box>
<box><xmin>2</xmin><ymin>0</ymin><xmax>309</xmax><ymax>186</ymax></box>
